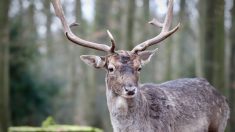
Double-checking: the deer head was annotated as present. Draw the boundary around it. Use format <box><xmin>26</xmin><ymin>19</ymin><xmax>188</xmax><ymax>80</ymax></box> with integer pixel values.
<box><xmin>51</xmin><ymin>0</ymin><xmax>180</xmax><ymax>98</ymax></box>
<box><xmin>80</xmin><ymin>50</ymin><xmax>157</xmax><ymax>98</ymax></box>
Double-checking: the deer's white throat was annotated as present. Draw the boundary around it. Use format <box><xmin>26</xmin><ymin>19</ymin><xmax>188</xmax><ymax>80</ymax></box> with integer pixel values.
<box><xmin>115</xmin><ymin>96</ymin><xmax>128</xmax><ymax>115</ymax></box>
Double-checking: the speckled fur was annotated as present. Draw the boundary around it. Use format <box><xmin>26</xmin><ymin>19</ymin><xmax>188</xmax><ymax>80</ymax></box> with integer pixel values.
<box><xmin>106</xmin><ymin>78</ymin><xmax>229</xmax><ymax>132</ymax></box>
<box><xmin>82</xmin><ymin>51</ymin><xmax>229</xmax><ymax>132</ymax></box>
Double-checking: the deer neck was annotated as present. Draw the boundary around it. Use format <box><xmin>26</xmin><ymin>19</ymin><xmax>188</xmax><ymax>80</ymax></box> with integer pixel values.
<box><xmin>105</xmin><ymin>80</ymin><xmax>151</xmax><ymax>131</ymax></box>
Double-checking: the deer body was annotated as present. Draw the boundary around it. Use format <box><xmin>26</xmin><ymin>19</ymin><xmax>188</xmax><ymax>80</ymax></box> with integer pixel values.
<box><xmin>106</xmin><ymin>78</ymin><xmax>229</xmax><ymax>132</ymax></box>
<box><xmin>51</xmin><ymin>0</ymin><xmax>230</xmax><ymax>131</ymax></box>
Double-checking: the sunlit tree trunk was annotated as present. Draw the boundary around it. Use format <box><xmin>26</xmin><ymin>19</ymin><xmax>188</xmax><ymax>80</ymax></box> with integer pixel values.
<box><xmin>0</xmin><ymin>0</ymin><xmax>11</xmax><ymax>131</ymax></box>
<box><xmin>229</xmin><ymin>0</ymin><xmax>235</xmax><ymax>130</ymax></box>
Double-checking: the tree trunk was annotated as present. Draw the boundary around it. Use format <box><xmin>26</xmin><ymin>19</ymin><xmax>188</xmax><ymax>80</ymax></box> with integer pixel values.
<box><xmin>196</xmin><ymin>0</ymin><xmax>206</xmax><ymax>77</ymax></box>
<box><xmin>210</xmin><ymin>0</ymin><xmax>225</xmax><ymax>93</ymax></box>
<box><xmin>0</xmin><ymin>0</ymin><xmax>11</xmax><ymax>131</ymax></box>
<box><xmin>43</xmin><ymin>0</ymin><xmax>53</xmax><ymax>58</ymax></box>
<box><xmin>81</xmin><ymin>0</ymin><xmax>112</xmax><ymax>127</ymax></box>
<box><xmin>229</xmin><ymin>0</ymin><xmax>235</xmax><ymax>130</ymax></box>
<box><xmin>72</xmin><ymin>0</ymin><xmax>86</xmax><ymax>124</ymax></box>
<box><xmin>126</xmin><ymin>0</ymin><xmax>136</xmax><ymax>50</ymax></box>
<box><xmin>203</xmin><ymin>0</ymin><xmax>225</xmax><ymax>94</ymax></box>
<box><xmin>172</xmin><ymin>0</ymin><xmax>186</xmax><ymax>78</ymax></box>
<box><xmin>197</xmin><ymin>0</ymin><xmax>205</xmax><ymax>77</ymax></box>
<box><xmin>142</xmin><ymin>0</ymin><xmax>149</xmax><ymax>41</ymax></box>
<box><xmin>110</xmin><ymin>0</ymin><xmax>123</xmax><ymax>48</ymax></box>
<box><xmin>165</xmin><ymin>38</ymin><xmax>173</xmax><ymax>80</ymax></box>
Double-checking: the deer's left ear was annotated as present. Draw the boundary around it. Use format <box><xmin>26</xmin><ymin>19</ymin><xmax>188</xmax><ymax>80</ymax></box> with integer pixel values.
<box><xmin>138</xmin><ymin>48</ymin><xmax>158</xmax><ymax>65</ymax></box>
<box><xmin>80</xmin><ymin>55</ymin><xmax>106</xmax><ymax>68</ymax></box>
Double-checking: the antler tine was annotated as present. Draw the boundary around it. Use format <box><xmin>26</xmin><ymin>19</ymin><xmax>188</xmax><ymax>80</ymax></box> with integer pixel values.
<box><xmin>70</xmin><ymin>22</ymin><xmax>79</xmax><ymax>28</ymax></box>
<box><xmin>162</xmin><ymin>0</ymin><xmax>173</xmax><ymax>32</ymax></box>
<box><xmin>149</xmin><ymin>18</ymin><xmax>163</xmax><ymax>28</ymax></box>
<box><xmin>131</xmin><ymin>0</ymin><xmax>180</xmax><ymax>53</ymax></box>
<box><xmin>107</xmin><ymin>30</ymin><xmax>116</xmax><ymax>53</ymax></box>
<box><xmin>51</xmin><ymin>0</ymin><xmax>113</xmax><ymax>53</ymax></box>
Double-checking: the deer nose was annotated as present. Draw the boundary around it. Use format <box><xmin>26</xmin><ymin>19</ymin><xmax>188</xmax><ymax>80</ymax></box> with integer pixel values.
<box><xmin>124</xmin><ymin>85</ymin><xmax>136</xmax><ymax>96</ymax></box>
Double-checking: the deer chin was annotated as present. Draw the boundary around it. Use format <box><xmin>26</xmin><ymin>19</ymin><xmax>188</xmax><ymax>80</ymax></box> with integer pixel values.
<box><xmin>121</xmin><ymin>95</ymin><xmax>136</xmax><ymax>99</ymax></box>
<box><xmin>121</xmin><ymin>93</ymin><xmax>137</xmax><ymax>99</ymax></box>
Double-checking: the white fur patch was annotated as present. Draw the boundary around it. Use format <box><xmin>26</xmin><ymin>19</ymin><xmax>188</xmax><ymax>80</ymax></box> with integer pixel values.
<box><xmin>115</xmin><ymin>96</ymin><xmax>128</xmax><ymax>115</ymax></box>
<box><xmin>95</xmin><ymin>56</ymin><xmax>105</xmax><ymax>67</ymax></box>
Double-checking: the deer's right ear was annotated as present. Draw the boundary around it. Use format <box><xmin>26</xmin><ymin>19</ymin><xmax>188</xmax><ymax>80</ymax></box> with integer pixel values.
<box><xmin>80</xmin><ymin>55</ymin><xmax>106</xmax><ymax>68</ymax></box>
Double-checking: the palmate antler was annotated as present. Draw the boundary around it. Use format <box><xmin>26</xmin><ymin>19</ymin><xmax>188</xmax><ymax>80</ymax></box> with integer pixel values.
<box><xmin>51</xmin><ymin>0</ymin><xmax>116</xmax><ymax>53</ymax></box>
<box><xmin>131</xmin><ymin>0</ymin><xmax>180</xmax><ymax>53</ymax></box>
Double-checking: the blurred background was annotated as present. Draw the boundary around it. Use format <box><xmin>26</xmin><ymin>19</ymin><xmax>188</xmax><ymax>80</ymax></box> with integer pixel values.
<box><xmin>0</xmin><ymin>0</ymin><xmax>234</xmax><ymax>131</ymax></box>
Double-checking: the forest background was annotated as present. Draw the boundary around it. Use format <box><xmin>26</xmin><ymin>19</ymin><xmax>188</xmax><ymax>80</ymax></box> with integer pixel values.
<box><xmin>0</xmin><ymin>0</ymin><xmax>235</xmax><ymax>132</ymax></box>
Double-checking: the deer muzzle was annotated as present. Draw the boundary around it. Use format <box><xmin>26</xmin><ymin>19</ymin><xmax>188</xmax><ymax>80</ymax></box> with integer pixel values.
<box><xmin>122</xmin><ymin>85</ymin><xmax>137</xmax><ymax>98</ymax></box>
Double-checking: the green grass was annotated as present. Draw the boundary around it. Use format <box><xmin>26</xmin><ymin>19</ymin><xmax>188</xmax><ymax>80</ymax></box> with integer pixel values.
<box><xmin>8</xmin><ymin>125</ymin><xmax>103</xmax><ymax>132</ymax></box>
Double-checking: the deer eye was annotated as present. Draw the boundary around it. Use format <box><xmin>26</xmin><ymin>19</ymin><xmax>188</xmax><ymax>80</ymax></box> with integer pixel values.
<box><xmin>137</xmin><ymin>67</ymin><xmax>142</xmax><ymax>72</ymax></box>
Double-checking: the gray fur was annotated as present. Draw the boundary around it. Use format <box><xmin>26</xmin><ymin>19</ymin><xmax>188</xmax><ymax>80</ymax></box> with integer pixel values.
<box><xmin>106</xmin><ymin>78</ymin><xmax>230</xmax><ymax>132</ymax></box>
<box><xmin>80</xmin><ymin>51</ymin><xmax>229</xmax><ymax>132</ymax></box>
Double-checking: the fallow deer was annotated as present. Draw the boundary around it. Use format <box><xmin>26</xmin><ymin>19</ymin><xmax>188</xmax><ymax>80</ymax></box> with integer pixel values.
<box><xmin>51</xmin><ymin>0</ymin><xmax>230</xmax><ymax>131</ymax></box>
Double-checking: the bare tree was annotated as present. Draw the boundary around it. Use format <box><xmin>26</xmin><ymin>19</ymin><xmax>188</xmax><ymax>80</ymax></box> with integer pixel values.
<box><xmin>126</xmin><ymin>0</ymin><xmax>136</xmax><ymax>50</ymax></box>
<box><xmin>0</xmin><ymin>0</ymin><xmax>11</xmax><ymax>131</ymax></box>
<box><xmin>229</xmin><ymin>0</ymin><xmax>235</xmax><ymax>130</ymax></box>
<box><xmin>196</xmin><ymin>0</ymin><xmax>206</xmax><ymax>77</ymax></box>
<box><xmin>72</xmin><ymin>0</ymin><xmax>85</xmax><ymax>125</ymax></box>
<box><xmin>44</xmin><ymin>0</ymin><xmax>54</xmax><ymax>58</ymax></box>
<box><xmin>203</xmin><ymin>0</ymin><xmax>226</xmax><ymax>94</ymax></box>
